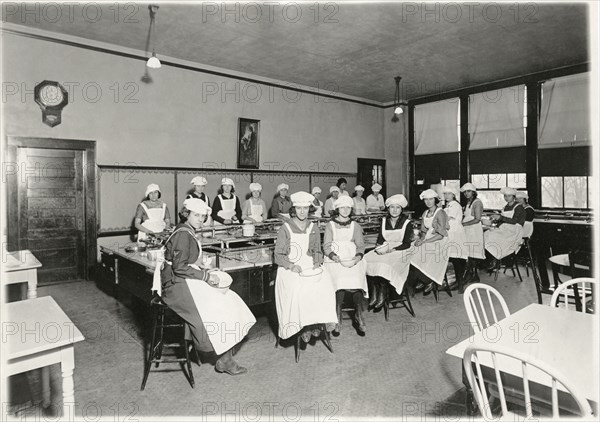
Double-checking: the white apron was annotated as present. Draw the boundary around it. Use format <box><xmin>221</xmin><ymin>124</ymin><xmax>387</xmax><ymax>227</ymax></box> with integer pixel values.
<box><xmin>215</xmin><ymin>194</ymin><xmax>237</xmax><ymax>226</ymax></box>
<box><xmin>312</xmin><ymin>200</ymin><xmax>323</xmax><ymax>218</ymax></box>
<box><xmin>275</xmin><ymin>222</ymin><xmax>337</xmax><ymax>339</ymax></box>
<box><xmin>324</xmin><ymin>221</ymin><xmax>368</xmax><ymax>295</ymax></box>
<box><xmin>365</xmin><ymin>217</ymin><xmax>415</xmax><ymax>294</ymax></box>
<box><xmin>138</xmin><ymin>203</ymin><xmax>166</xmax><ymax>241</ymax></box>
<box><xmin>484</xmin><ymin>205</ymin><xmax>524</xmax><ymax>259</ymax></box>
<box><xmin>444</xmin><ymin>201</ymin><xmax>468</xmax><ymax>259</ymax></box>
<box><xmin>410</xmin><ymin>208</ymin><xmax>450</xmax><ymax>285</ymax></box>
<box><xmin>249</xmin><ymin>200</ymin><xmax>264</xmax><ymax>223</ymax></box>
<box><xmin>151</xmin><ymin>227</ymin><xmax>256</xmax><ymax>355</ymax></box>
<box><xmin>462</xmin><ymin>199</ymin><xmax>486</xmax><ymax>259</ymax></box>
<box><xmin>366</xmin><ymin>194</ymin><xmax>384</xmax><ymax>213</ymax></box>
<box><xmin>522</xmin><ymin>205</ymin><xmax>534</xmax><ymax>238</ymax></box>
<box><xmin>353</xmin><ymin>197</ymin><xmax>367</xmax><ymax>215</ymax></box>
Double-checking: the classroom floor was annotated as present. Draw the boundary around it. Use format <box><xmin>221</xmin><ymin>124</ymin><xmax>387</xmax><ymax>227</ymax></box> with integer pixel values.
<box><xmin>8</xmin><ymin>266</ymin><xmax>543</xmax><ymax>419</ymax></box>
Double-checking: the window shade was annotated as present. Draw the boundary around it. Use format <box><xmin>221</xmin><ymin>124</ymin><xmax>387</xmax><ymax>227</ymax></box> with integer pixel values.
<box><xmin>414</xmin><ymin>99</ymin><xmax>459</xmax><ymax>155</ymax></box>
<box><xmin>469</xmin><ymin>86</ymin><xmax>526</xmax><ymax>150</ymax></box>
<box><xmin>539</xmin><ymin>72</ymin><xmax>591</xmax><ymax>149</ymax></box>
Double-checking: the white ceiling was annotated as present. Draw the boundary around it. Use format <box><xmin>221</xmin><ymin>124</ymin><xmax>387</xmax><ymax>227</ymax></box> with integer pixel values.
<box><xmin>3</xmin><ymin>2</ymin><xmax>590</xmax><ymax>102</ymax></box>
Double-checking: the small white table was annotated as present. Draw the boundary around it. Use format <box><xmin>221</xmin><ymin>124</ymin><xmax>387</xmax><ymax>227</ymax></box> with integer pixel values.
<box><xmin>2</xmin><ymin>297</ymin><xmax>85</xmax><ymax>419</ymax></box>
<box><xmin>447</xmin><ymin>303</ymin><xmax>598</xmax><ymax>411</ymax></box>
<box><xmin>2</xmin><ymin>250</ymin><xmax>42</xmax><ymax>300</ymax></box>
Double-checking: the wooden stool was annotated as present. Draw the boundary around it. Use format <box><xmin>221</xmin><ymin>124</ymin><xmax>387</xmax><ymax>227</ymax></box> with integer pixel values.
<box><xmin>140</xmin><ymin>296</ymin><xmax>199</xmax><ymax>390</ymax></box>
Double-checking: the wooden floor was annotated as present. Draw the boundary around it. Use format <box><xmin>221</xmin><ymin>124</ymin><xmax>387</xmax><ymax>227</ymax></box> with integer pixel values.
<box><xmin>8</xmin><ymin>268</ymin><xmax>543</xmax><ymax>419</ymax></box>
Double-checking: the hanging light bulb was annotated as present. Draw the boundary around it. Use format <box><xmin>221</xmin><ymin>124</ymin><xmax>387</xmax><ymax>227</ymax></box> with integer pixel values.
<box><xmin>394</xmin><ymin>105</ymin><xmax>404</xmax><ymax>114</ymax></box>
<box><xmin>393</xmin><ymin>76</ymin><xmax>404</xmax><ymax>115</ymax></box>
<box><xmin>146</xmin><ymin>5</ymin><xmax>161</xmax><ymax>69</ymax></box>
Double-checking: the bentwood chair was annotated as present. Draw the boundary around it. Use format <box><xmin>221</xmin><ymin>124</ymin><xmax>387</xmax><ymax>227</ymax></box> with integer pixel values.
<box><xmin>141</xmin><ymin>296</ymin><xmax>199</xmax><ymax>390</ymax></box>
<box><xmin>464</xmin><ymin>344</ymin><xmax>594</xmax><ymax>419</ymax></box>
<box><xmin>550</xmin><ymin>278</ymin><xmax>598</xmax><ymax>313</ymax></box>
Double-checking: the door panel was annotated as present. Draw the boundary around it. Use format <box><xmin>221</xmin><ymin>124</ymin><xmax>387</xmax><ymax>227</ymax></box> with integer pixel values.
<box><xmin>357</xmin><ymin>158</ymin><xmax>386</xmax><ymax>198</ymax></box>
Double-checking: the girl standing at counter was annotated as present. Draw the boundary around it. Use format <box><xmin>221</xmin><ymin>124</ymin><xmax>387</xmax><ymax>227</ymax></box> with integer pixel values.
<box><xmin>352</xmin><ymin>185</ymin><xmax>367</xmax><ymax>215</ymax></box>
<box><xmin>160</xmin><ymin>198</ymin><xmax>255</xmax><ymax>375</ymax></box>
<box><xmin>274</xmin><ymin>191</ymin><xmax>337</xmax><ymax>343</ymax></box>
<box><xmin>483</xmin><ymin>187</ymin><xmax>525</xmax><ymax>271</ymax></box>
<box><xmin>135</xmin><ymin>183</ymin><xmax>171</xmax><ymax>242</ymax></box>
<box><xmin>410</xmin><ymin>189</ymin><xmax>450</xmax><ymax>295</ymax></box>
<box><xmin>270</xmin><ymin>183</ymin><xmax>292</xmax><ymax>218</ymax></box>
<box><xmin>242</xmin><ymin>183</ymin><xmax>267</xmax><ymax>223</ymax></box>
<box><xmin>324</xmin><ymin>186</ymin><xmax>340</xmax><ymax>216</ymax></box>
<box><xmin>211</xmin><ymin>178</ymin><xmax>242</xmax><ymax>225</ymax></box>
<box><xmin>460</xmin><ymin>183</ymin><xmax>484</xmax><ymax>284</ymax></box>
<box><xmin>337</xmin><ymin>178</ymin><xmax>350</xmax><ymax>196</ymax></box>
<box><xmin>442</xmin><ymin>186</ymin><xmax>468</xmax><ymax>293</ymax></box>
<box><xmin>366</xmin><ymin>183</ymin><xmax>385</xmax><ymax>213</ymax></box>
<box><xmin>310</xmin><ymin>186</ymin><xmax>324</xmax><ymax>218</ymax></box>
<box><xmin>364</xmin><ymin>194</ymin><xmax>414</xmax><ymax>309</ymax></box>
<box><xmin>187</xmin><ymin>176</ymin><xmax>210</xmax><ymax>205</ymax></box>
<box><xmin>323</xmin><ymin>195</ymin><xmax>368</xmax><ymax>335</ymax></box>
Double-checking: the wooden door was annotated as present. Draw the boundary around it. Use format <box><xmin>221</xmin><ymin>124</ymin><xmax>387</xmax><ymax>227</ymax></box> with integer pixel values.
<box><xmin>357</xmin><ymin>158</ymin><xmax>386</xmax><ymax>198</ymax></box>
<box><xmin>6</xmin><ymin>137</ymin><xmax>97</xmax><ymax>284</ymax></box>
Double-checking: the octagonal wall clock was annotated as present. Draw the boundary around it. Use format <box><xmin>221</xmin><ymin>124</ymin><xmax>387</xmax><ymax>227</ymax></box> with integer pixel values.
<box><xmin>34</xmin><ymin>80</ymin><xmax>69</xmax><ymax>127</ymax></box>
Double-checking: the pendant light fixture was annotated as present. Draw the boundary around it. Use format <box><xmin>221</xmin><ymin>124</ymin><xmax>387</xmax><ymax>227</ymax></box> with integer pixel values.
<box><xmin>146</xmin><ymin>5</ymin><xmax>161</xmax><ymax>69</ymax></box>
<box><xmin>393</xmin><ymin>76</ymin><xmax>405</xmax><ymax>115</ymax></box>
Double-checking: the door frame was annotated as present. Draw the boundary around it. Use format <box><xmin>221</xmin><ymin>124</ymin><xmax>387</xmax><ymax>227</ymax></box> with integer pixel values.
<box><xmin>357</xmin><ymin>158</ymin><xmax>387</xmax><ymax>198</ymax></box>
<box><xmin>6</xmin><ymin>136</ymin><xmax>97</xmax><ymax>281</ymax></box>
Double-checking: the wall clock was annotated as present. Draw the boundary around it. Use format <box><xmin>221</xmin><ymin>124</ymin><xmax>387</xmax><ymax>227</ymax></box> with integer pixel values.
<box><xmin>34</xmin><ymin>80</ymin><xmax>68</xmax><ymax>127</ymax></box>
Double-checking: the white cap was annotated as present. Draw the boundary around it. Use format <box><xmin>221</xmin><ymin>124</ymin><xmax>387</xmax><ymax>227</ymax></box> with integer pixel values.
<box><xmin>311</xmin><ymin>186</ymin><xmax>322</xmax><ymax>194</ymax></box>
<box><xmin>277</xmin><ymin>183</ymin><xmax>289</xmax><ymax>192</ymax></box>
<box><xmin>419</xmin><ymin>189</ymin><xmax>438</xmax><ymax>200</ymax></box>
<box><xmin>290</xmin><ymin>191</ymin><xmax>314</xmax><ymax>207</ymax></box>
<box><xmin>442</xmin><ymin>185</ymin><xmax>459</xmax><ymax>199</ymax></box>
<box><xmin>372</xmin><ymin>183</ymin><xmax>382</xmax><ymax>191</ymax></box>
<box><xmin>334</xmin><ymin>195</ymin><xmax>354</xmax><ymax>209</ymax></box>
<box><xmin>460</xmin><ymin>183</ymin><xmax>477</xmax><ymax>192</ymax></box>
<box><xmin>329</xmin><ymin>186</ymin><xmax>340</xmax><ymax>194</ymax></box>
<box><xmin>190</xmin><ymin>176</ymin><xmax>208</xmax><ymax>186</ymax></box>
<box><xmin>354</xmin><ymin>185</ymin><xmax>365</xmax><ymax>191</ymax></box>
<box><xmin>500</xmin><ymin>187</ymin><xmax>517</xmax><ymax>196</ymax></box>
<box><xmin>221</xmin><ymin>177</ymin><xmax>235</xmax><ymax>188</ymax></box>
<box><xmin>385</xmin><ymin>194</ymin><xmax>408</xmax><ymax>208</ymax></box>
<box><xmin>516</xmin><ymin>191</ymin><xmax>529</xmax><ymax>199</ymax></box>
<box><xmin>183</xmin><ymin>198</ymin><xmax>211</xmax><ymax>215</ymax></box>
<box><xmin>145</xmin><ymin>183</ymin><xmax>160</xmax><ymax>197</ymax></box>
<box><xmin>249</xmin><ymin>182</ymin><xmax>262</xmax><ymax>192</ymax></box>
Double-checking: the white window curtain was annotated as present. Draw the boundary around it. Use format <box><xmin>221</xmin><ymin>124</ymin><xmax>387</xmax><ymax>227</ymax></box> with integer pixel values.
<box><xmin>468</xmin><ymin>86</ymin><xmax>526</xmax><ymax>150</ymax></box>
<box><xmin>539</xmin><ymin>72</ymin><xmax>591</xmax><ymax>149</ymax></box>
<box><xmin>414</xmin><ymin>99</ymin><xmax>459</xmax><ymax>155</ymax></box>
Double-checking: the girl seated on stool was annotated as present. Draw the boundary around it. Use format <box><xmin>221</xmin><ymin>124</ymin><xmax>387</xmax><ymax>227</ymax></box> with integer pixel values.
<box><xmin>274</xmin><ymin>191</ymin><xmax>337</xmax><ymax>343</ymax></box>
<box><xmin>364</xmin><ymin>194</ymin><xmax>415</xmax><ymax>309</ymax></box>
<box><xmin>323</xmin><ymin>195</ymin><xmax>368</xmax><ymax>335</ymax></box>
<box><xmin>410</xmin><ymin>189</ymin><xmax>450</xmax><ymax>295</ymax></box>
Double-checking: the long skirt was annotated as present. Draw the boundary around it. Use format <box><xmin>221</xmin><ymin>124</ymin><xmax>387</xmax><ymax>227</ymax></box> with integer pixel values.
<box><xmin>364</xmin><ymin>248</ymin><xmax>415</xmax><ymax>294</ymax></box>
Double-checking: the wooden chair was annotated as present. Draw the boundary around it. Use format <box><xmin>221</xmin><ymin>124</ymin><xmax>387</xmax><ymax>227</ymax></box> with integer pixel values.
<box><xmin>463</xmin><ymin>284</ymin><xmax>510</xmax><ymax>332</ymax></box>
<box><xmin>463</xmin><ymin>344</ymin><xmax>594</xmax><ymax>419</ymax></box>
<box><xmin>516</xmin><ymin>237</ymin><xmax>535</xmax><ymax>277</ymax></box>
<box><xmin>141</xmin><ymin>296</ymin><xmax>199</xmax><ymax>390</ymax></box>
<box><xmin>294</xmin><ymin>325</ymin><xmax>334</xmax><ymax>363</ymax></box>
<box><xmin>550</xmin><ymin>278</ymin><xmax>597</xmax><ymax>313</ymax></box>
<box><xmin>383</xmin><ymin>283</ymin><xmax>415</xmax><ymax>319</ymax></box>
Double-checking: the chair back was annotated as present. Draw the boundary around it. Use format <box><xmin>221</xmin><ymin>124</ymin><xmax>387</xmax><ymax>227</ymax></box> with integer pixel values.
<box><xmin>568</xmin><ymin>250</ymin><xmax>594</xmax><ymax>279</ymax></box>
<box><xmin>550</xmin><ymin>277</ymin><xmax>598</xmax><ymax>313</ymax></box>
<box><xmin>463</xmin><ymin>344</ymin><xmax>593</xmax><ymax>419</ymax></box>
<box><xmin>463</xmin><ymin>284</ymin><xmax>510</xmax><ymax>332</ymax></box>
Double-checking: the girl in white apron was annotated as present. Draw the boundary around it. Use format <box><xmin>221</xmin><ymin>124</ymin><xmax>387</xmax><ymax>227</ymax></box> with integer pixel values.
<box><xmin>135</xmin><ymin>183</ymin><xmax>170</xmax><ymax>242</ymax></box>
<box><xmin>460</xmin><ymin>183</ymin><xmax>485</xmax><ymax>284</ymax></box>
<box><xmin>243</xmin><ymin>183</ymin><xmax>267</xmax><ymax>223</ymax></box>
<box><xmin>366</xmin><ymin>183</ymin><xmax>385</xmax><ymax>213</ymax></box>
<box><xmin>352</xmin><ymin>185</ymin><xmax>367</xmax><ymax>215</ymax></box>
<box><xmin>442</xmin><ymin>186</ymin><xmax>468</xmax><ymax>293</ymax></box>
<box><xmin>323</xmin><ymin>195</ymin><xmax>368</xmax><ymax>334</ymax></box>
<box><xmin>410</xmin><ymin>189</ymin><xmax>450</xmax><ymax>293</ymax></box>
<box><xmin>310</xmin><ymin>186</ymin><xmax>324</xmax><ymax>218</ymax></box>
<box><xmin>211</xmin><ymin>178</ymin><xmax>242</xmax><ymax>225</ymax></box>
<box><xmin>364</xmin><ymin>194</ymin><xmax>414</xmax><ymax>309</ymax></box>
<box><xmin>274</xmin><ymin>191</ymin><xmax>337</xmax><ymax>343</ymax></box>
<box><xmin>157</xmin><ymin>198</ymin><xmax>255</xmax><ymax>376</ymax></box>
<box><xmin>484</xmin><ymin>187</ymin><xmax>525</xmax><ymax>270</ymax></box>
<box><xmin>516</xmin><ymin>191</ymin><xmax>534</xmax><ymax>238</ymax></box>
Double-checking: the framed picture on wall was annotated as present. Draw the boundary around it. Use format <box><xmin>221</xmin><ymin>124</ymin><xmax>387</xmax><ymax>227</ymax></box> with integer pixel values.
<box><xmin>237</xmin><ymin>118</ymin><xmax>260</xmax><ymax>169</ymax></box>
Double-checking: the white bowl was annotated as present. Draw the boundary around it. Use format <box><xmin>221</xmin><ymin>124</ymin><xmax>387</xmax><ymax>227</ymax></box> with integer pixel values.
<box><xmin>299</xmin><ymin>267</ymin><xmax>323</xmax><ymax>279</ymax></box>
<box><xmin>374</xmin><ymin>242</ymin><xmax>390</xmax><ymax>254</ymax></box>
<box><xmin>481</xmin><ymin>217</ymin><xmax>492</xmax><ymax>227</ymax></box>
<box><xmin>242</xmin><ymin>223</ymin><xmax>255</xmax><ymax>237</ymax></box>
<box><xmin>339</xmin><ymin>258</ymin><xmax>357</xmax><ymax>268</ymax></box>
<box><xmin>210</xmin><ymin>271</ymin><xmax>233</xmax><ymax>294</ymax></box>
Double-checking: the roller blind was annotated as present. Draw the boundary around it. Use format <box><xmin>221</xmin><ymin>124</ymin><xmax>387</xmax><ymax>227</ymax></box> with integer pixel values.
<box><xmin>414</xmin><ymin>99</ymin><xmax>459</xmax><ymax>155</ymax></box>
<box><xmin>468</xmin><ymin>86</ymin><xmax>526</xmax><ymax>150</ymax></box>
<box><xmin>539</xmin><ymin>72</ymin><xmax>591</xmax><ymax>149</ymax></box>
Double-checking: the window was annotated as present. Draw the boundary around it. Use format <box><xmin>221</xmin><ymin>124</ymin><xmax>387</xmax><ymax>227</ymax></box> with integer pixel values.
<box><xmin>471</xmin><ymin>173</ymin><xmax>527</xmax><ymax>210</ymax></box>
<box><xmin>541</xmin><ymin>176</ymin><xmax>590</xmax><ymax>209</ymax></box>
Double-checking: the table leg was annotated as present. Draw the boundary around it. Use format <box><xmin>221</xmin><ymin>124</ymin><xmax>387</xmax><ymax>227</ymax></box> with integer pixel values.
<box><xmin>41</xmin><ymin>367</ymin><xmax>51</xmax><ymax>408</ymax></box>
<box><xmin>60</xmin><ymin>346</ymin><xmax>75</xmax><ymax>420</ymax></box>
<box><xmin>27</xmin><ymin>275</ymin><xmax>37</xmax><ymax>299</ymax></box>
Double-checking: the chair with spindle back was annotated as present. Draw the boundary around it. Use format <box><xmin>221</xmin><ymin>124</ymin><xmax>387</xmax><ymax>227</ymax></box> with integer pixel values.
<box><xmin>463</xmin><ymin>284</ymin><xmax>511</xmax><ymax>332</ymax></box>
<box><xmin>463</xmin><ymin>344</ymin><xmax>594</xmax><ymax>419</ymax></box>
<box><xmin>550</xmin><ymin>278</ymin><xmax>598</xmax><ymax>313</ymax></box>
